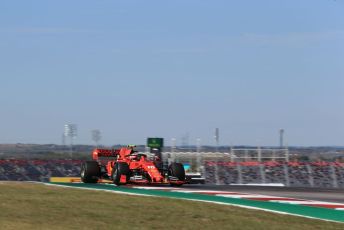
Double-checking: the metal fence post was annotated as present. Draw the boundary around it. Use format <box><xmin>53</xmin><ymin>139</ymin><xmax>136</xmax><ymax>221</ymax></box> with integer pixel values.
<box><xmin>258</xmin><ymin>146</ymin><xmax>262</xmax><ymax>162</ymax></box>
<box><xmin>283</xmin><ymin>164</ymin><xmax>290</xmax><ymax>187</ymax></box>
<box><xmin>306</xmin><ymin>164</ymin><xmax>314</xmax><ymax>187</ymax></box>
<box><xmin>330</xmin><ymin>164</ymin><xmax>338</xmax><ymax>188</ymax></box>
<box><xmin>259</xmin><ymin>163</ymin><xmax>266</xmax><ymax>184</ymax></box>
<box><xmin>215</xmin><ymin>153</ymin><xmax>220</xmax><ymax>185</ymax></box>
<box><xmin>237</xmin><ymin>163</ymin><xmax>243</xmax><ymax>184</ymax></box>
<box><xmin>285</xmin><ymin>148</ymin><xmax>289</xmax><ymax>162</ymax></box>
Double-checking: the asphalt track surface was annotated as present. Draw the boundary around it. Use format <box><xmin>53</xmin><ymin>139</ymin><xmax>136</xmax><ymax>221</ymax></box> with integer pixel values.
<box><xmin>183</xmin><ymin>184</ymin><xmax>344</xmax><ymax>203</ymax></box>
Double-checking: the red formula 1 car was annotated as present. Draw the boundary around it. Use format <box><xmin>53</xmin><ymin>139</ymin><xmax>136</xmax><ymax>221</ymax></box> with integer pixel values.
<box><xmin>80</xmin><ymin>145</ymin><xmax>185</xmax><ymax>186</ymax></box>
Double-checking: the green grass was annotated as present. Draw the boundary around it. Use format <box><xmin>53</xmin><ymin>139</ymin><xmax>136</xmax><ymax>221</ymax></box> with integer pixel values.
<box><xmin>0</xmin><ymin>182</ymin><xmax>343</xmax><ymax>230</ymax></box>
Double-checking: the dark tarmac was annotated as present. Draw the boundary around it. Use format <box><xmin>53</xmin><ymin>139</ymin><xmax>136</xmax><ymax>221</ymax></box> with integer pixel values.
<box><xmin>184</xmin><ymin>184</ymin><xmax>344</xmax><ymax>203</ymax></box>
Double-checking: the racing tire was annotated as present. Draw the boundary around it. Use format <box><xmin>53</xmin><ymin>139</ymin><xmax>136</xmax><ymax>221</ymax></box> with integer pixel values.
<box><xmin>112</xmin><ymin>162</ymin><xmax>130</xmax><ymax>185</ymax></box>
<box><xmin>169</xmin><ymin>162</ymin><xmax>185</xmax><ymax>182</ymax></box>
<box><xmin>81</xmin><ymin>161</ymin><xmax>100</xmax><ymax>183</ymax></box>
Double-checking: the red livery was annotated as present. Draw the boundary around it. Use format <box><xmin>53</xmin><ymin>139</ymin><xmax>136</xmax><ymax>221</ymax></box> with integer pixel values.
<box><xmin>81</xmin><ymin>145</ymin><xmax>185</xmax><ymax>186</ymax></box>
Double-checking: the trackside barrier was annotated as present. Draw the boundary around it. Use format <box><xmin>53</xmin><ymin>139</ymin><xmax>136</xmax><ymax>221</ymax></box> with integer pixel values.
<box><xmin>50</xmin><ymin>177</ymin><xmax>112</xmax><ymax>183</ymax></box>
<box><xmin>161</xmin><ymin>151</ymin><xmax>344</xmax><ymax>188</ymax></box>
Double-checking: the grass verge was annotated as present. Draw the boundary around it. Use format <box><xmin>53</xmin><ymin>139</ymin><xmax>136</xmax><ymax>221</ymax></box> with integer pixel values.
<box><xmin>0</xmin><ymin>182</ymin><xmax>343</xmax><ymax>230</ymax></box>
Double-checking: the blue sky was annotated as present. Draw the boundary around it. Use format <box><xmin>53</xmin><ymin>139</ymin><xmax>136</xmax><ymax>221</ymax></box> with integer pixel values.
<box><xmin>0</xmin><ymin>1</ymin><xmax>343</xmax><ymax>146</ymax></box>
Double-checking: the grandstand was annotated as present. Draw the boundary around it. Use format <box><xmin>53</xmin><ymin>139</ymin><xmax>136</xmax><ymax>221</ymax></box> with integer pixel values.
<box><xmin>1</xmin><ymin>146</ymin><xmax>344</xmax><ymax>188</ymax></box>
<box><xmin>1</xmin><ymin>158</ymin><xmax>344</xmax><ymax>188</ymax></box>
<box><xmin>204</xmin><ymin>160</ymin><xmax>344</xmax><ymax>188</ymax></box>
<box><xmin>164</xmin><ymin>149</ymin><xmax>344</xmax><ymax>188</ymax></box>
<box><xmin>0</xmin><ymin>160</ymin><xmax>82</xmax><ymax>182</ymax></box>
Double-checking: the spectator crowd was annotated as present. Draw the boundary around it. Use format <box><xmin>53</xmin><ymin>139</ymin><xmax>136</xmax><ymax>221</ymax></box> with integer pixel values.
<box><xmin>0</xmin><ymin>159</ymin><xmax>82</xmax><ymax>182</ymax></box>
<box><xmin>1</xmin><ymin>159</ymin><xmax>344</xmax><ymax>188</ymax></box>
<box><xmin>205</xmin><ymin>160</ymin><xmax>344</xmax><ymax>188</ymax></box>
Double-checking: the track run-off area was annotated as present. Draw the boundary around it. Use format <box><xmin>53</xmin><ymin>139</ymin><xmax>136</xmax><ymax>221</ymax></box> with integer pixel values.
<box><xmin>47</xmin><ymin>182</ymin><xmax>344</xmax><ymax>223</ymax></box>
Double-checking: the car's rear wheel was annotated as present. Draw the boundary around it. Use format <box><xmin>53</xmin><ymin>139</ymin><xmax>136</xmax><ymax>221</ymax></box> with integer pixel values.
<box><xmin>169</xmin><ymin>162</ymin><xmax>185</xmax><ymax>186</ymax></box>
<box><xmin>81</xmin><ymin>161</ymin><xmax>100</xmax><ymax>183</ymax></box>
<box><xmin>112</xmin><ymin>162</ymin><xmax>130</xmax><ymax>185</ymax></box>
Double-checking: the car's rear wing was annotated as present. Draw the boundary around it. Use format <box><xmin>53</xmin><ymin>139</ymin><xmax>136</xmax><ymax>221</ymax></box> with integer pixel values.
<box><xmin>92</xmin><ymin>149</ymin><xmax>120</xmax><ymax>160</ymax></box>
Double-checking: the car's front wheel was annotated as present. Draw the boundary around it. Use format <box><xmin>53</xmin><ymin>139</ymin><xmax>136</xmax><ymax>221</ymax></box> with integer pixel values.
<box><xmin>112</xmin><ymin>162</ymin><xmax>130</xmax><ymax>185</ymax></box>
<box><xmin>168</xmin><ymin>162</ymin><xmax>185</xmax><ymax>186</ymax></box>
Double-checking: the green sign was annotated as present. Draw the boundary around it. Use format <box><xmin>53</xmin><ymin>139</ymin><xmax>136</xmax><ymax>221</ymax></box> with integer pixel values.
<box><xmin>147</xmin><ymin>138</ymin><xmax>164</xmax><ymax>148</ymax></box>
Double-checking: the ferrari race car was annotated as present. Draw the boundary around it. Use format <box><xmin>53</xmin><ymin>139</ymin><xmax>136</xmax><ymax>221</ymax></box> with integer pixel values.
<box><xmin>80</xmin><ymin>145</ymin><xmax>186</xmax><ymax>186</ymax></box>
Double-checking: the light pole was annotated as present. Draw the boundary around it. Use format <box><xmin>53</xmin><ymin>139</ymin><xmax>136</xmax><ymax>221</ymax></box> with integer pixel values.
<box><xmin>215</xmin><ymin>128</ymin><xmax>219</xmax><ymax>152</ymax></box>
<box><xmin>91</xmin><ymin>129</ymin><xmax>101</xmax><ymax>148</ymax></box>
<box><xmin>196</xmin><ymin>138</ymin><xmax>201</xmax><ymax>172</ymax></box>
<box><xmin>64</xmin><ymin>124</ymin><xmax>77</xmax><ymax>158</ymax></box>
<box><xmin>280</xmin><ymin>129</ymin><xmax>284</xmax><ymax>148</ymax></box>
<box><xmin>214</xmin><ymin>128</ymin><xmax>220</xmax><ymax>185</ymax></box>
<box><xmin>171</xmin><ymin>138</ymin><xmax>176</xmax><ymax>163</ymax></box>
